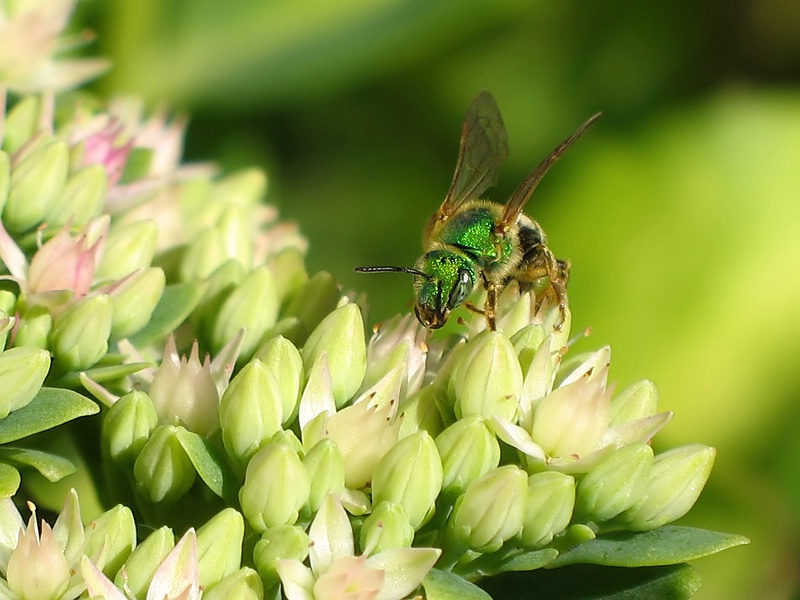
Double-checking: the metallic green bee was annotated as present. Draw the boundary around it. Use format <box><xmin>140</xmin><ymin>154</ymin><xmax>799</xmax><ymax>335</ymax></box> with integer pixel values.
<box><xmin>357</xmin><ymin>91</ymin><xmax>599</xmax><ymax>330</ymax></box>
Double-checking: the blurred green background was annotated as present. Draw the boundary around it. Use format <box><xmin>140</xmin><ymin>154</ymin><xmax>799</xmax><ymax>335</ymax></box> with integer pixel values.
<box><xmin>79</xmin><ymin>0</ymin><xmax>800</xmax><ymax>598</ymax></box>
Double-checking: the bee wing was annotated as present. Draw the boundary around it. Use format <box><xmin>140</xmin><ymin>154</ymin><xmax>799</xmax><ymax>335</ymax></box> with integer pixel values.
<box><xmin>498</xmin><ymin>112</ymin><xmax>601</xmax><ymax>233</ymax></box>
<box><xmin>437</xmin><ymin>91</ymin><xmax>509</xmax><ymax>219</ymax></box>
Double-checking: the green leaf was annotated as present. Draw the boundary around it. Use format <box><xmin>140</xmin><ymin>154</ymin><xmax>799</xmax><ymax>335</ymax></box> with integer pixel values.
<box><xmin>0</xmin><ymin>388</ymin><xmax>99</xmax><ymax>444</ymax></box>
<box><xmin>423</xmin><ymin>568</ymin><xmax>492</xmax><ymax>600</ymax></box>
<box><xmin>128</xmin><ymin>281</ymin><xmax>206</xmax><ymax>348</ymax></box>
<box><xmin>478</xmin><ymin>563</ymin><xmax>702</xmax><ymax>600</ymax></box>
<box><xmin>549</xmin><ymin>526</ymin><xmax>749</xmax><ymax>568</ymax></box>
<box><xmin>55</xmin><ymin>362</ymin><xmax>152</xmax><ymax>388</ymax></box>
<box><xmin>0</xmin><ymin>462</ymin><xmax>20</xmax><ymax>498</ymax></box>
<box><xmin>0</xmin><ymin>447</ymin><xmax>76</xmax><ymax>481</ymax></box>
<box><xmin>493</xmin><ymin>548</ymin><xmax>559</xmax><ymax>575</ymax></box>
<box><xmin>175</xmin><ymin>429</ymin><xmax>238</xmax><ymax>503</ymax></box>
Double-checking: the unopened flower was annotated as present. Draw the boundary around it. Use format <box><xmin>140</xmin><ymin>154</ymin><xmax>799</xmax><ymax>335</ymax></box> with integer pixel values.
<box><xmin>149</xmin><ymin>337</ymin><xmax>220</xmax><ymax>436</ymax></box>
<box><xmin>277</xmin><ymin>494</ymin><xmax>440</xmax><ymax>600</ymax></box>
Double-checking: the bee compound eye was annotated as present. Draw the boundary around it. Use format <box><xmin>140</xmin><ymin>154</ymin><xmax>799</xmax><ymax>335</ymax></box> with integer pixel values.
<box><xmin>447</xmin><ymin>268</ymin><xmax>473</xmax><ymax>309</ymax></box>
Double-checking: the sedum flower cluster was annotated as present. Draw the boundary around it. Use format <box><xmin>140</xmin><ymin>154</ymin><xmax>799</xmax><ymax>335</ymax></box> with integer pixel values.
<box><xmin>0</xmin><ymin>2</ymin><xmax>744</xmax><ymax>599</ymax></box>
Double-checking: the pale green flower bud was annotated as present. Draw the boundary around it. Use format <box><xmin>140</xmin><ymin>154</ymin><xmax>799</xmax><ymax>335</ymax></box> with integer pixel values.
<box><xmin>253</xmin><ymin>525</ymin><xmax>309</xmax><ymax>587</ymax></box>
<box><xmin>149</xmin><ymin>339</ymin><xmax>219</xmax><ymax>437</ymax></box>
<box><xmin>0</xmin><ymin>291</ymin><xmax>16</xmax><ymax>314</ymax></box>
<box><xmin>4</xmin><ymin>139</ymin><xmax>68</xmax><ymax>233</ymax></box>
<box><xmin>115</xmin><ymin>526</ymin><xmax>174</xmax><ymax>600</ymax></box>
<box><xmin>196</xmin><ymin>508</ymin><xmax>244</xmax><ymax>588</ymax></box>
<box><xmin>239</xmin><ymin>442</ymin><xmax>310</xmax><ymax>533</ymax></box>
<box><xmin>360</xmin><ymin>501</ymin><xmax>414</xmax><ymax>553</ymax></box>
<box><xmin>96</xmin><ymin>220</ymin><xmax>158</xmax><ymax>281</ymax></box>
<box><xmin>510</xmin><ymin>323</ymin><xmax>546</xmax><ymax>374</ymax></box>
<box><xmin>576</xmin><ymin>442</ymin><xmax>654</xmax><ymax>522</ymax></box>
<box><xmin>283</xmin><ymin>270</ymin><xmax>341</xmax><ymax>346</ymax></box>
<box><xmin>520</xmin><ymin>471</ymin><xmax>576</xmax><ymax>548</ymax></box>
<box><xmin>436</xmin><ymin>416</ymin><xmax>500</xmax><ymax>497</ymax></box>
<box><xmin>211</xmin><ymin>265</ymin><xmax>279</xmax><ymax>358</ymax></box>
<box><xmin>50</xmin><ymin>294</ymin><xmax>113</xmax><ymax>371</ymax></box>
<box><xmin>610</xmin><ymin>380</ymin><xmax>659</xmax><ymax>426</ymax></box>
<box><xmin>449</xmin><ymin>465</ymin><xmax>527</xmax><ymax>552</ymax></box>
<box><xmin>303</xmin><ymin>438</ymin><xmax>345</xmax><ymax>512</ymax></box>
<box><xmin>531</xmin><ymin>372</ymin><xmax>610</xmax><ymax>460</ymax></box>
<box><xmin>452</xmin><ymin>330</ymin><xmax>522</xmax><ymax>422</ymax></box>
<box><xmin>324</xmin><ymin>396</ymin><xmax>401</xmax><ymax>489</ymax></box>
<box><xmin>372</xmin><ymin>431</ymin><xmax>443</xmax><ymax>530</ymax></box>
<box><xmin>133</xmin><ymin>425</ymin><xmax>197</xmax><ymax>503</ymax></box>
<box><xmin>47</xmin><ymin>164</ymin><xmax>107</xmax><ymax>227</ymax></box>
<box><xmin>397</xmin><ymin>385</ymin><xmax>445</xmax><ymax>439</ymax></box>
<box><xmin>0</xmin><ymin>346</ymin><xmax>50</xmax><ymax>419</ymax></box>
<box><xmin>84</xmin><ymin>504</ymin><xmax>136</xmax><ymax>577</ymax></box>
<box><xmin>620</xmin><ymin>445</ymin><xmax>716</xmax><ymax>531</ymax></box>
<box><xmin>302</xmin><ymin>303</ymin><xmax>366</xmax><ymax>407</ymax></box>
<box><xmin>219</xmin><ymin>359</ymin><xmax>283</xmax><ymax>465</ymax></box>
<box><xmin>0</xmin><ymin>151</ymin><xmax>9</xmax><ymax>215</ymax></box>
<box><xmin>102</xmin><ymin>391</ymin><xmax>158</xmax><ymax>466</ymax></box>
<box><xmin>203</xmin><ymin>567</ymin><xmax>264</xmax><ymax>600</ymax></box>
<box><xmin>6</xmin><ymin>517</ymin><xmax>70</xmax><ymax>600</ymax></box>
<box><xmin>253</xmin><ymin>335</ymin><xmax>304</xmax><ymax>426</ymax></box>
<box><xmin>181</xmin><ymin>227</ymin><xmax>226</xmax><ymax>281</ymax></box>
<box><xmin>110</xmin><ymin>267</ymin><xmax>166</xmax><ymax>340</ymax></box>
<box><xmin>268</xmin><ymin>247</ymin><xmax>308</xmax><ymax>305</ymax></box>
<box><xmin>2</xmin><ymin>97</ymin><xmax>38</xmax><ymax>155</ymax></box>
<box><xmin>217</xmin><ymin>204</ymin><xmax>252</xmax><ymax>270</ymax></box>
<box><xmin>13</xmin><ymin>305</ymin><xmax>52</xmax><ymax>349</ymax></box>
<box><xmin>210</xmin><ymin>168</ymin><xmax>266</xmax><ymax>208</ymax></box>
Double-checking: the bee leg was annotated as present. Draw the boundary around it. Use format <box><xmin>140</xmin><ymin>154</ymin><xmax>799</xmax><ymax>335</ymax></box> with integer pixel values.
<box><xmin>484</xmin><ymin>280</ymin><xmax>499</xmax><ymax>330</ymax></box>
<box><xmin>518</xmin><ymin>248</ymin><xmax>570</xmax><ymax>331</ymax></box>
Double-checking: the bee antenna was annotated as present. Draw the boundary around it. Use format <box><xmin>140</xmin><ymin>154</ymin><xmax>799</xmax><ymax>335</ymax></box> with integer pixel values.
<box><xmin>354</xmin><ymin>266</ymin><xmax>431</xmax><ymax>280</ymax></box>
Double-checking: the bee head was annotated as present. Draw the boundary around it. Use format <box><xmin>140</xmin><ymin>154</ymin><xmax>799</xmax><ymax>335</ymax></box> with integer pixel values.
<box><xmin>412</xmin><ymin>251</ymin><xmax>475</xmax><ymax>329</ymax></box>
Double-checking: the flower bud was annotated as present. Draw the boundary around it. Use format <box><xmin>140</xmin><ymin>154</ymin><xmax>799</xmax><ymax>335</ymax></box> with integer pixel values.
<box><xmin>0</xmin><ymin>151</ymin><xmax>10</xmax><ymax>216</ymax></box>
<box><xmin>149</xmin><ymin>339</ymin><xmax>219</xmax><ymax>437</ymax></box>
<box><xmin>110</xmin><ymin>267</ymin><xmax>166</xmax><ymax>340</ymax></box>
<box><xmin>620</xmin><ymin>445</ymin><xmax>716</xmax><ymax>531</ymax></box>
<box><xmin>27</xmin><ymin>220</ymin><xmax>104</xmax><ymax>298</ymax></box>
<box><xmin>217</xmin><ymin>204</ymin><xmax>252</xmax><ymax>270</ymax></box>
<box><xmin>510</xmin><ymin>323</ymin><xmax>546</xmax><ymax>374</ymax></box>
<box><xmin>219</xmin><ymin>359</ymin><xmax>283</xmax><ymax>465</ymax></box>
<box><xmin>115</xmin><ymin>526</ymin><xmax>174</xmax><ymax>599</ymax></box>
<box><xmin>0</xmin><ymin>346</ymin><xmax>50</xmax><ymax>419</ymax></box>
<box><xmin>610</xmin><ymin>380</ymin><xmax>659</xmax><ymax>426</ymax></box>
<box><xmin>239</xmin><ymin>442</ymin><xmax>310</xmax><ymax>533</ymax></box>
<box><xmin>449</xmin><ymin>465</ymin><xmax>527</xmax><ymax>552</ymax></box>
<box><xmin>284</xmin><ymin>271</ymin><xmax>340</xmax><ymax>343</ymax></box>
<box><xmin>181</xmin><ymin>227</ymin><xmax>227</xmax><ymax>281</ymax></box>
<box><xmin>134</xmin><ymin>425</ymin><xmax>197</xmax><ymax>503</ymax></box>
<box><xmin>4</xmin><ymin>139</ymin><xmax>69</xmax><ymax>233</ymax></box>
<box><xmin>302</xmin><ymin>303</ymin><xmax>366</xmax><ymax>408</ymax></box>
<box><xmin>253</xmin><ymin>525</ymin><xmax>309</xmax><ymax>588</ymax></box>
<box><xmin>47</xmin><ymin>164</ymin><xmax>107</xmax><ymax>226</ymax></box>
<box><xmin>372</xmin><ymin>431</ymin><xmax>443</xmax><ymax>530</ymax></box>
<box><xmin>203</xmin><ymin>567</ymin><xmax>264</xmax><ymax>600</ymax></box>
<box><xmin>576</xmin><ymin>442</ymin><xmax>653</xmax><ymax>522</ymax></box>
<box><xmin>436</xmin><ymin>416</ymin><xmax>500</xmax><ymax>497</ymax></box>
<box><xmin>530</xmin><ymin>371</ymin><xmax>610</xmax><ymax>460</ymax></box>
<box><xmin>211</xmin><ymin>168</ymin><xmax>266</xmax><ymax>208</ymax></box>
<box><xmin>520</xmin><ymin>471</ymin><xmax>576</xmax><ymax>548</ymax></box>
<box><xmin>102</xmin><ymin>391</ymin><xmax>158</xmax><ymax>466</ymax></box>
<box><xmin>253</xmin><ymin>335</ymin><xmax>304</xmax><ymax>426</ymax></box>
<box><xmin>84</xmin><ymin>504</ymin><xmax>136</xmax><ymax>577</ymax></box>
<box><xmin>196</xmin><ymin>508</ymin><xmax>244</xmax><ymax>588</ymax></box>
<box><xmin>303</xmin><ymin>438</ymin><xmax>345</xmax><ymax>512</ymax></box>
<box><xmin>397</xmin><ymin>385</ymin><xmax>445</xmax><ymax>439</ymax></box>
<box><xmin>6</xmin><ymin>516</ymin><xmax>70</xmax><ymax>600</ymax></box>
<box><xmin>452</xmin><ymin>330</ymin><xmax>522</xmax><ymax>422</ymax></box>
<box><xmin>211</xmin><ymin>265</ymin><xmax>279</xmax><ymax>359</ymax></box>
<box><xmin>360</xmin><ymin>501</ymin><xmax>414</xmax><ymax>553</ymax></box>
<box><xmin>2</xmin><ymin>97</ymin><xmax>38</xmax><ymax>155</ymax></box>
<box><xmin>13</xmin><ymin>305</ymin><xmax>52</xmax><ymax>349</ymax></box>
<box><xmin>268</xmin><ymin>247</ymin><xmax>308</xmax><ymax>305</ymax></box>
<box><xmin>96</xmin><ymin>220</ymin><xmax>158</xmax><ymax>281</ymax></box>
<box><xmin>50</xmin><ymin>294</ymin><xmax>113</xmax><ymax>371</ymax></box>
<box><xmin>324</xmin><ymin>395</ymin><xmax>401</xmax><ymax>489</ymax></box>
